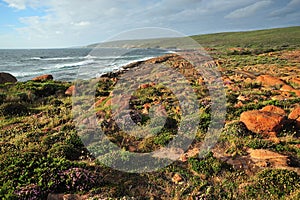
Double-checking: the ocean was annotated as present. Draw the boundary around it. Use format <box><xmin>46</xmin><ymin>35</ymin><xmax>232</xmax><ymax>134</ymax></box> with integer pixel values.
<box><xmin>0</xmin><ymin>48</ymin><xmax>171</xmax><ymax>82</ymax></box>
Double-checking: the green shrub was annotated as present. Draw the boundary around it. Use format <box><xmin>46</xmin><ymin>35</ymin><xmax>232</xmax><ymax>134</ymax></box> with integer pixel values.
<box><xmin>245</xmin><ymin>169</ymin><xmax>300</xmax><ymax>199</ymax></box>
<box><xmin>0</xmin><ymin>93</ymin><xmax>6</xmax><ymax>104</ymax></box>
<box><xmin>0</xmin><ymin>152</ymin><xmax>101</xmax><ymax>199</ymax></box>
<box><xmin>0</xmin><ymin>102</ymin><xmax>30</xmax><ymax>117</ymax></box>
<box><xmin>16</xmin><ymin>92</ymin><xmax>29</xmax><ymax>102</ymax></box>
<box><xmin>246</xmin><ymin>139</ymin><xmax>273</xmax><ymax>149</ymax></box>
<box><xmin>188</xmin><ymin>152</ymin><xmax>230</xmax><ymax>176</ymax></box>
<box><xmin>223</xmin><ymin>121</ymin><xmax>252</xmax><ymax>137</ymax></box>
<box><xmin>48</xmin><ymin>143</ymin><xmax>82</xmax><ymax>160</ymax></box>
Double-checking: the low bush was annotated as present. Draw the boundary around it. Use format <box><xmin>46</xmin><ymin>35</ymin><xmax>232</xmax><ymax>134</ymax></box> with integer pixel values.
<box><xmin>0</xmin><ymin>102</ymin><xmax>30</xmax><ymax>117</ymax></box>
<box><xmin>244</xmin><ymin>169</ymin><xmax>300</xmax><ymax>199</ymax></box>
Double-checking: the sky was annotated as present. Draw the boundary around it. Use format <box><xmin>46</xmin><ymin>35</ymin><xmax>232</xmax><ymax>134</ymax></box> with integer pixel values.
<box><xmin>0</xmin><ymin>0</ymin><xmax>300</xmax><ymax>48</ymax></box>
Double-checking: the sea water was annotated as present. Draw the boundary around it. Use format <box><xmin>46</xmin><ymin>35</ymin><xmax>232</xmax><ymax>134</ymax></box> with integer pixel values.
<box><xmin>0</xmin><ymin>48</ymin><xmax>171</xmax><ymax>82</ymax></box>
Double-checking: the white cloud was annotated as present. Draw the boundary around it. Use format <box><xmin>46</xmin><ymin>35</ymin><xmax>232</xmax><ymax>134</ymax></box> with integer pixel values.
<box><xmin>3</xmin><ymin>0</ymin><xmax>26</xmax><ymax>9</ymax></box>
<box><xmin>73</xmin><ymin>21</ymin><xmax>91</xmax><ymax>27</ymax></box>
<box><xmin>1</xmin><ymin>0</ymin><xmax>299</xmax><ymax>48</ymax></box>
<box><xmin>3</xmin><ymin>0</ymin><xmax>41</xmax><ymax>10</ymax></box>
<box><xmin>225</xmin><ymin>1</ymin><xmax>273</xmax><ymax>19</ymax></box>
<box><xmin>270</xmin><ymin>0</ymin><xmax>300</xmax><ymax>17</ymax></box>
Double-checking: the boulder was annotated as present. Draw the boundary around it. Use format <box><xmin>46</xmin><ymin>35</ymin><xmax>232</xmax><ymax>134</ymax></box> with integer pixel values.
<box><xmin>65</xmin><ymin>85</ymin><xmax>75</xmax><ymax>96</ymax></box>
<box><xmin>279</xmin><ymin>84</ymin><xmax>300</xmax><ymax>97</ymax></box>
<box><xmin>289</xmin><ymin>107</ymin><xmax>300</xmax><ymax>120</ymax></box>
<box><xmin>0</xmin><ymin>72</ymin><xmax>17</xmax><ymax>84</ymax></box>
<box><xmin>256</xmin><ymin>75</ymin><xmax>285</xmax><ymax>87</ymax></box>
<box><xmin>261</xmin><ymin>105</ymin><xmax>286</xmax><ymax>115</ymax></box>
<box><xmin>212</xmin><ymin>147</ymin><xmax>295</xmax><ymax>174</ymax></box>
<box><xmin>32</xmin><ymin>74</ymin><xmax>53</xmax><ymax>81</ymax></box>
<box><xmin>289</xmin><ymin>107</ymin><xmax>300</xmax><ymax>129</ymax></box>
<box><xmin>240</xmin><ymin>110</ymin><xmax>285</xmax><ymax>136</ymax></box>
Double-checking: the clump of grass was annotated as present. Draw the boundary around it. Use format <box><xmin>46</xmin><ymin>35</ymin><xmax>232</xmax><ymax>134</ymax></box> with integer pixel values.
<box><xmin>188</xmin><ymin>152</ymin><xmax>230</xmax><ymax>176</ymax></box>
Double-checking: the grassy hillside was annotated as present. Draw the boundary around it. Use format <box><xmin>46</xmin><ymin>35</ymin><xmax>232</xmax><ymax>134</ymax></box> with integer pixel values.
<box><xmin>192</xmin><ymin>26</ymin><xmax>300</xmax><ymax>49</ymax></box>
<box><xmin>88</xmin><ymin>26</ymin><xmax>300</xmax><ymax>50</ymax></box>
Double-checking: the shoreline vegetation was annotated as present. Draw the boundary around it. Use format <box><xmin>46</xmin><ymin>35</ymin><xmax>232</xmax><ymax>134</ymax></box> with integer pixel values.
<box><xmin>1</xmin><ymin>26</ymin><xmax>300</xmax><ymax>199</ymax></box>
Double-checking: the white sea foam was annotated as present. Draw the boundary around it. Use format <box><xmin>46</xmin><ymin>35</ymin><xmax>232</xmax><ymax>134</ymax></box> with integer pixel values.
<box><xmin>53</xmin><ymin>59</ymin><xmax>95</xmax><ymax>69</ymax></box>
<box><xmin>11</xmin><ymin>71</ymin><xmax>43</xmax><ymax>78</ymax></box>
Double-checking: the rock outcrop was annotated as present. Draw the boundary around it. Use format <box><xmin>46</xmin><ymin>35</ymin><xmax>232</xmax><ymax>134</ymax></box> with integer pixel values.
<box><xmin>32</xmin><ymin>74</ymin><xmax>53</xmax><ymax>81</ymax></box>
<box><xmin>0</xmin><ymin>72</ymin><xmax>17</xmax><ymax>84</ymax></box>
<box><xmin>247</xmin><ymin>149</ymin><xmax>289</xmax><ymax>168</ymax></box>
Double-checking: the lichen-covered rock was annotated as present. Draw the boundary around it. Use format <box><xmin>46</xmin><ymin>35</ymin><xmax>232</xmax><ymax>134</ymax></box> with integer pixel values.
<box><xmin>247</xmin><ymin>149</ymin><xmax>289</xmax><ymax>168</ymax></box>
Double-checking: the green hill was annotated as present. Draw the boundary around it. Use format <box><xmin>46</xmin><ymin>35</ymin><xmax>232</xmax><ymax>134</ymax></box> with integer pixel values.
<box><xmin>88</xmin><ymin>26</ymin><xmax>300</xmax><ymax>50</ymax></box>
<box><xmin>192</xmin><ymin>26</ymin><xmax>300</xmax><ymax>49</ymax></box>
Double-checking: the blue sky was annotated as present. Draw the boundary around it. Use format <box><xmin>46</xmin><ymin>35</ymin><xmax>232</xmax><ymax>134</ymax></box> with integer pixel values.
<box><xmin>0</xmin><ymin>0</ymin><xmax>300</xmax><ymax>48</ymax></box>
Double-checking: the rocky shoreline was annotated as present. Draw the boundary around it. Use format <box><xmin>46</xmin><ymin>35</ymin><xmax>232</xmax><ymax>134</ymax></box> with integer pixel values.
<box><xmin>0</xmin><ymin>49</ymin><xmax>300</xmax><ymax>199</ymax></box>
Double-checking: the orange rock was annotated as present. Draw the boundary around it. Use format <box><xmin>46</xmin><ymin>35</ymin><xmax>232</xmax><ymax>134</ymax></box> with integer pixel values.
<box><xmin>293</xmin><ymin>90</ymin><xmax>300</xmax><ymax>97</ymax></box>
<box><xmin>271</xmin><ymin>95</ymin><xmax>287</xmax><ymax>101</ymax></box>
<box><xmin>94</xmin><ymin>97</ymin><xmax>107</xmax><ymax>107</ymax></box>
<box><xmin>32</xmin><ymin>74</ymin><xmax>53</xmax><ymax>81</ymax></box>
<box><xmin>290</xmin><ymin>77</ymin><xmax>300</xmax><ymax>86</ymax></box>
<box><xmin>172</xmin><ymin>173</ymin><xmax>183</xmax><ymax>184</ymax></box>
<box><xmin>142</xmin><ymin>103</ymin><xmax>151</xmax><ymax>115</ymax></box>
<box><xmin>256</xmin><ymin>75</ymin><xmax>285</xmax><ymax>87</ymax></box>
<box><xmin>104</xmin><ymin>98</ymin><xmax>112</xmax><ymax>107</ymax></box>
<box><xmin>289</xmin><ymin>107</ymin><xmax>300</xmax><ymax>129</ymax></box>
<box><xmin>96</xmin><ymin>110</ymin><xmax>106</xmax><ymax>118</ymax></box>
<box><xmin>128</xmin><ymin>145</ymin><xmax>137</xmax><ymax>152</ymax></box>
<box><xmin>197</xmin><ymin>77</ymin><xmax>204</xmax><ymax>85</ymax></box>
<box><xmin>65</xmin><ymin>85</ymin><xmax>75</xmax><ymax>96</ymax></box>
<box><xmin>289</xmin><ymin>107</ymin><xmax>300</xmax><ymax>120</ymax></box>
<box><xmin>234</xmin><ymin>101</ymin><xmax>244</xmax><ymax>108</ymax></box>
<box><xmin>261</xmin><ymin>105</ymin><xmax>286</xmax><ymax>115</ymax></box>
<box><xmin>240</xmin><ymin>110</ymin><xmax>285</xmax><ymax>136</ymax></box>
<box><xmin>281</xmin><ymin>91</ymin><xmax>292</xmax><ymax>98</ymax></box>
<box><xmin>223</xmin><ymin>77</ymin><xmax>233</xmax><ymax>85</ymax></box>
<box><xmin>280</xmin><ymin>84</ymin><xmax>295</xmax><ymax>92</ymax></box>
<box><xmin>149</xmin><ymin>82</ymin><xmax>156</xmax><ymax>87</ymax></box>
<box><xmin>139</xmin><ymin>83</ymin><xmax>151</xmax><ymax>89</ymax></box>
<box><xmin>237</xmin><ymin>95</ymin><xmax>249</xmax><ymax>102</ymax></box>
